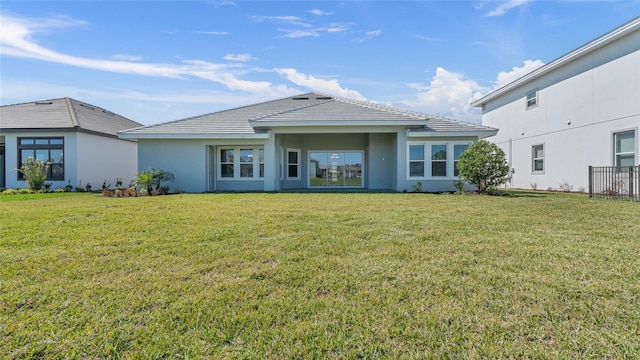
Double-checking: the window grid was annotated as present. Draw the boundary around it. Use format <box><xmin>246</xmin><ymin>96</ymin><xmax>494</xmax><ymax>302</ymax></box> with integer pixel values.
<box><xmin>287</xmin><ymin>149</ymin><xmax>301</xmax><ymax>180</ymax></box>
<box><xmin>218</xmin><ymin>147</ymin><xmax>264</xmax><ymax>180</ymax></box>
<box><xmin>526</xmin><ymin>90</ymin><xmax>538</xmax><ymax>109</ymax></box>
<box><xmin>17</xmin><ymin>137</ymin><xmax>64</xmax><ymax>181</ymax></box>
<box><xmin>532</xmin><ymin>144</ymin><xmax>544</xmax><ymax>173</ymax></box>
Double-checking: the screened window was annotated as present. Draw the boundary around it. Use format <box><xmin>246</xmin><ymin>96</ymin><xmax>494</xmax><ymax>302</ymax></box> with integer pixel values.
<box><xmin>287</xmin><ymin>149</ymin><xmax>301</xmax><ymax>180</ymax></box>
<box><xmin>218</xmin><ymin>147</ymin><xmax>264</xmax><ymax>179</ymax></box>
<box><xmin>17</xmin><ymin>137</ymin><xmax>64</xmax><ymax>180</ymax></box>
<box><xmin>614</xmin><ymin>131</ymin><xmax>636</xmax><ymax>168</ymax></box>
<box><xmin>409</xmin><ymin>144</ymin><xmax>425</xmax><ymax>177</ymax></box>
<box><xmin>532</xmin><ymin>144</ymin><xmax>544</xmax><ymax>172</ymax></box>
<box><xmin>526</xmin><ymin>90</ymin><xmax>538</xmax><ymax>108</ymax></box>
<box><xmin>453</xmin><ymin>144</ymin><xmax>469</xmax><ymax>177</ymax></box>
<box><xmin>431</xmin><ymin>144</ymin><xmax>447</xmax><ymax>177</ymax></box>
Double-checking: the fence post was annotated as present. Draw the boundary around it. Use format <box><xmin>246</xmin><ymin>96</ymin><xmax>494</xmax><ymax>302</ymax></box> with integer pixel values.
<box><xmin>630</xmin><ymin>166</ymin><xmax>634</xmax><ymax>200</ymax></box>
<box><xmin>588</xmin><ymin>166</ymin><xmax>593</xmax><ymax>198</ymax></box>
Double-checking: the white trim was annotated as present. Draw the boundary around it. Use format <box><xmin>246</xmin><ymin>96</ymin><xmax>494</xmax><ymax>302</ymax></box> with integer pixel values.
<box><xmin>307</xmin><ymin>150</ymin><xmax>365</xmax><ymax>189</ymax></box>
<box><xmin>531</xmin><ymin>143</ymin><xmax>545</xmax><ymax>174</ymax></box>
<box><xmin>612</xmin><ymin>128</ymin><xmax>637</xmax><ymax>167</ymax></box>
<box><xmin>217</xmin><ymin>146</ymin><xmax>265</xmax><ymax>180</ymax></box>
<box><xmin>286</xmin><ymin>148</ymin><xmax>301</xmax><ymax>180</ymax></box>
<box><xmin>406</xmin><ymin>141</ymin><xmax>472</xmax><ymax>180</ymax></box>
<box><xmin>526</xmin><ymin>89</ymin><xmax>539</xmax><ymax>110</ymax></box>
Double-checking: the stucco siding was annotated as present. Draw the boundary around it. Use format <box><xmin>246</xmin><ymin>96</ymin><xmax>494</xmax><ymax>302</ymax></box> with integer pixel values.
<box><xmin>481</xmin><ymin>30</ymin><xmax>640</xmax><ymax>191</ymax></box>
<box><xmin>2</xmin><ymin>131</ymin><xmax>77</xmax><ymax>190</ymax></box>
<box><xmin>76</xmin><ymin>132</ymin><xmax>138</xmax><ymax>189</ymax></box>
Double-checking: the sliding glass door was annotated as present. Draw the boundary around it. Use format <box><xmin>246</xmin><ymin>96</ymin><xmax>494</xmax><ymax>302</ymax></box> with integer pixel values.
<box><xmin>309</xmin><ymin>151</ymin><xmax>363</xmax><ymax>188</ymax></box>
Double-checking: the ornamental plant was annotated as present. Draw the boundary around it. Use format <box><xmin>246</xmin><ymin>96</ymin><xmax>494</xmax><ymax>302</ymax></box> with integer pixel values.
<box><xmin>457</xmin><ymin>140</ymin><xmax>509</xmax><ymax>194</ymax></box>
<box><xmin>15</xmin><ymin>157</ymin><xmax>49</xmax><ymax>191</ymax></box>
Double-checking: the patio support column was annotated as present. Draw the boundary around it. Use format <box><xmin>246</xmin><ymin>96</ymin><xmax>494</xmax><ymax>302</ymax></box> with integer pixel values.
<box><xmin>263</xmin><ymin>131</ymin><xmax>277</xmax><ymax>191</ymax></box>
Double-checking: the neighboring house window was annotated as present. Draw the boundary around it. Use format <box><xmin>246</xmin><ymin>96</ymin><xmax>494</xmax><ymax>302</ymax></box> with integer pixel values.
<box><xmin>453</xmin><ymin>144</ymin><xmax>469</xmax><ymax>177</ymax></box>
<box><xmin>614</xmin><ymin>130</ymin><xmax>636</xmax><ymax>167</ymax></box>
<box><xmin>219</xmin><ymin>147</ymin><xmax>264</xmax><ymax>179</ymax></box>
<box><xmin>408</xmin><ymin>142</ymin><xmax>470</xmax><ymax>179</ymax></box>
<box><xmin>526</xmin><ymin>90</ymin><xmax>538</xmax><ymax>109</ymax></box>
<box><xmin>409</xmin><ymin>144</ymin><xmax>425</xmax><ymax>177</ymax></box>
<box><xmin>431</xmin><ymin>144</ymin><xmax>447</xmax><ymax>177</ymax></box>
<box><xmin>532</xmin><ymin>144</ymin><xmax>544</xmax><ymax>172</ymax></box>
<box><xmin>287</xmin><ymin>149</ymin><xmax>301</xmax><ymax>180</ymax></box>
<box><xmin>17</xmin><ymin>137</ymin><xmax>64</xmax><ymax>180</ymax></box>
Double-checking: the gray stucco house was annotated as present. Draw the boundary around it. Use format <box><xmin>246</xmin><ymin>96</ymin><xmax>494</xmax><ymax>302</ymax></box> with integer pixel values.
<box><xmin>0</xmin><ymin>98</ymin><xmax>142</xmax><ymax>190</ymax></box>
<box><xmin>119</xmin><ymin>93</ymin><xmax>497</xmax><ymax>192</ymax></box>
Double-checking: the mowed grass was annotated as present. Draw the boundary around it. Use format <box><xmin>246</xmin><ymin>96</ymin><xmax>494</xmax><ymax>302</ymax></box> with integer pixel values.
<box><xmin>1</xmin><ymin>192</ymin><xmax>639</xmax><ymax>359</ymax></box>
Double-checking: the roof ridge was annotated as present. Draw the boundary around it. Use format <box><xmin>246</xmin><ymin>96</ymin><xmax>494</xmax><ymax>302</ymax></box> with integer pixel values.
<box><xmin>249</xmin><ymin>98</ymin><xmax>334</xmax><ymax>121</ymax></box>
<box><xmin>65</xmin><ymin>97</ymin><xmax>81</xmax><ymax>127</ymax></box>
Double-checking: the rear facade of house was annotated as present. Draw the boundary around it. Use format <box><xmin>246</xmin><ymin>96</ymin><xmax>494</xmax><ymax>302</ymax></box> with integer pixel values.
<box><xmin>119</xmin><ymin>93</ymin><xmax>497</xmax><ymax>193</ymax></box>
<box><xmin>472</xmin><ymin>17</ymin><xmax>640</xmax><ymax>191</ymax></box>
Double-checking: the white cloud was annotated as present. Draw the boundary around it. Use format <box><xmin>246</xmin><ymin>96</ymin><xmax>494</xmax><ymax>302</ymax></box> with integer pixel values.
<box><xmin>275</xmin><ymin>68</ymin><xmax>366</xmax><ymax>100</ymax></box>
<box><xmin>366</xmin><ymin>30</ymin><xmax>382</xmax><ymax>36</ymax></box>
<box><xmin>486</xmin><ymin>0</ymin><xmax>531</xmax><ymax>17</ymax></box>
<box><xmin>111</xmin><ymin>54</ymin><xmax>143</xmax><ymax>61</ymax></box>
<box><xmin>223</xmin><ymin>53</ymin><xmax>252</xmax><ymax>62</ymax></box>
<box><xmin>193</xmin><ymin>30</ymin><xmax>229</xmax><ymax>35</ymax></box>
<box><xmin>404</xmin><ymin>67</ymin><xmax>488</xmax><ymax>123</ymax></box>
<box><xmin>494</xmin><ymin>59</ymin><xmax>544</xmax><ymax>88</ymax></box>
<box><xmin>249</xmin><ymin>15</ymin><xmax>311</xmax><ymax>28</ymax></box>
<box><xmin>0</xmin><ymin>12</ymin><xmax>298</xmax><ymax>97</ymax></box>
<box><xmin>309</xmin><ymin>9</ymin><xmax>334</xmax><ymax>16</ymax></box>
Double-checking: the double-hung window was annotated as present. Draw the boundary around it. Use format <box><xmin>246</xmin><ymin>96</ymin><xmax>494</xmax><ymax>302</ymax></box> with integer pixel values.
<box><xmin>614</xmin><ymin>130</ymin><xmax>636</xmax><ymax>168</ymax></box>
<box><xmin>409</xmin><ymin>144</ymin><xmax>425</xmax><ymax>177</ymax></box>
<box><xmin>219</xmin><ymin>147</ymin><xmax>264</xmax><ymax>179</ymax></box>
<box><xmin>17</xmin><ymin>137</ymin><xmax>64</xmax><ymax>180</ymax></box>
<box><xmin>526</xmin><ymin>90</ymin><xmax>538</xmax><ymax>109</ymax></box>
<box><xmin>431</xmin><ymin>144</ymin><xmax>447</xmax><ymax>177</ymax></box>
<box><xmin>453</xmin><ymin>144</ymin><xmax>469</xmax><ymax>177</ymax></box>
<box><xmin>287</xmin><ymin>149</ymin><xmax>301</xmax><ymax>180</ymax></box>
<box><xmin>532</xmin><ymin>144</ymin><xmax>544</xmax><ymax>172</ymax></box>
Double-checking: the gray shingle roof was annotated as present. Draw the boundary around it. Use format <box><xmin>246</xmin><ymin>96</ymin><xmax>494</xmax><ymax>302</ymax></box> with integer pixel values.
<box><xmin>0</xmin><ymin>98</ymin><xmax>142</xmax><ymax>137</ymax></box>
<box><xmin>119</xmin><ymin>92</ymin><xmax>496</xmax><ymax>138</ymax></box>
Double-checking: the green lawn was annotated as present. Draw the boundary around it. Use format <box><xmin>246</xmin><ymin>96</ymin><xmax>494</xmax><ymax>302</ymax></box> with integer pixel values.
<box><xmin>1</xmin><ymin>192</ymin><xmax>639</xmax><ymax>358</ymax></box>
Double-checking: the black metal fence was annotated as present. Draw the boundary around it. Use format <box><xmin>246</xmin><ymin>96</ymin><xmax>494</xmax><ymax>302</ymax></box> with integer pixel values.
<box><xmin>589</xmin><ymin>166</ymin><xmax>640</xmax><ymax>201</ymax></box>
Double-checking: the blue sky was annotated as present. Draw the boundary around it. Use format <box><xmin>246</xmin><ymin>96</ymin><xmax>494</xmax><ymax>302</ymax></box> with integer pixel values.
<box><xmin>1</xmin><ymin>1</ymin><xmax>638</xmax><ymax>125</ymax></box>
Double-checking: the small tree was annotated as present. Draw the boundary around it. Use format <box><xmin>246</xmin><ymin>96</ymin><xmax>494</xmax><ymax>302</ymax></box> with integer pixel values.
<box><xmin>457</xmin><ymin>140</ymin><xmax>509</xmax><ymax>194</ymax></box>
<box><xmin>134</xmin><ymin>170</ymin><xmax>155</xmax><ymax>194</ymax></box>
<box><xmin>15</xmin><ymin>157</ymin><xmax>49</xmax><ymax>191</ymax></box>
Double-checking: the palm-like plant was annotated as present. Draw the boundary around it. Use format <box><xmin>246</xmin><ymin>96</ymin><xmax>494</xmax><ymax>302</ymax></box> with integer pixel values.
<box><xmin>134</xmin><ymin>170</ymin><xmax>155</xmax><ymax>194</ymax></box>
<box><xmin>134</xmin><ymin>168</ymin><xmax>175</xmax><ymax>195</ymax></box>
<box><xmin>152</xmin><ymin>169</ymin><xmax>175</xmax><ymax>191</ymax></box>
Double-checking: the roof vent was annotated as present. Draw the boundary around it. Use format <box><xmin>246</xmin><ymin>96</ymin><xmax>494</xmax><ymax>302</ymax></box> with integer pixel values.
<box><xmin>292</xmin><ymin>96</ymin><xmax>309</xmax><ymax>100</ymax></box>
<box><xmin>315</xmin><ymin>96</ymin><xmax>332</xmax><ymax>100</ymax></box>
<box><xmin>80</xmin><ymin>103</ymin><xmax>95</xmax><ymax>111</ymax></box>
<box><xmin>102</xmin><ymin>110</ymin><xmax>115</xmax><ymax>116</ymax></box>
<box><xmin>34</xmin><ymin>101</ymin><xmax>53</xmax><ymax>105</ymax></box>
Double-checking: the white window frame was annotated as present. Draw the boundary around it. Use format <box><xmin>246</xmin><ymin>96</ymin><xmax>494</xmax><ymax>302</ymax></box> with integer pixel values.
<box><xmin>453</xmin><ymin>144</ymin><xmax>469</xmax><ymax>177</ymax></box>
<box><xmin>430</xmin><ymin>143</ymin><xmax>448</xmax><ymax>177</ymax></box>
<box><xmin>613</xmin><ymin>129</ymin><xmax>637</xmax><ymax>168</ymax></box>
<box><xmin>532</xmin><ymin>144</ymin><xmax>544</xmax><ymax>173</ymax></box>
<box><xmin>526</xmin><ymin>89</ymin><xmax>538</xmax><ymax>109</ymax></box>
<box><xmin>408</xmin><ymin>144</ymin><xmax>426</xmax><ymax>178</ymax></box>
<box><xmin>407</xmin><ymin>141</ymin><xmax>471</xmax><ymax>180</ymax></box>
<box><xmin>286</xmin><ymin>148</ymin><xmax>301</xmax><ymax>180</ymax></box>
<box><xmin>218</xmin><ymin>146</ymin><xmax>264</xmax><ymax>180</ymax></box>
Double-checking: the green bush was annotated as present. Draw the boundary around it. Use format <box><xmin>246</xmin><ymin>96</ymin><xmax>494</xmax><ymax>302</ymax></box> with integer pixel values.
<box><xmin>14</xmin><ymin>157</ymin><xmax>49</xmax><ymax>191</ymax></box>
<box><xmin>2</xmin><ymin>189</ymin><xmax>18</xmax><ymax>195</ymax></box>
<box><xmin>457</xmin><ymin>140</ymin><xmax>509</xmax><ymax>194</ymax></box>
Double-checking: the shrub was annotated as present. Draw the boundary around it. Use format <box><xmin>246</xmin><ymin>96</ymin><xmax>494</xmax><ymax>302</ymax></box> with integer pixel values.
<box><xmin>134</xmin><ymin>168</ymin><xmax>175</xmax><ymax>195</ymax></box>
<box><xmin>412</xmin><ymin>181</ymin><xmax>423</xmax><ymax>193</ymax></box>
<box><xmin>453</xmin><ymin>180</ymin><xmax>466</xmax><ymax>195</ymax></box>
<box><xmin>2</xmin><ymin>189</ymin><xmax>18</xmax><ymax>195</ymax></box>
<box><xmin>457</xmin><ymin>140</ymin><xmax>509</xmax><ymax>194</ymax></box>
<box><xmin>14</xmin><ymin>157</ymin><xmax>49</xmax><ymax>191</ymax></box>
